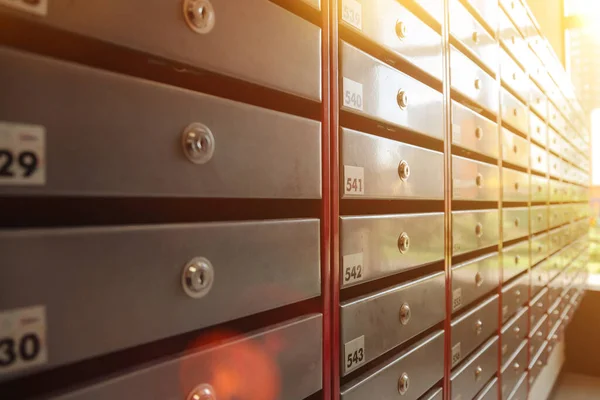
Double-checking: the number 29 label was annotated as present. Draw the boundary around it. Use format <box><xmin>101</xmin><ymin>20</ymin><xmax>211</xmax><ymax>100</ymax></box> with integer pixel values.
<box><xmin>0</xmin><ymin>122</ymin><xmax>46</xmax><ymax>186</ymax></box>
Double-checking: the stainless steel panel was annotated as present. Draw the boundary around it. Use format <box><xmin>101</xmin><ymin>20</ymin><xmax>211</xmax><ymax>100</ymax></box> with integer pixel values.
<box><xmin>453</xmin><ymin>156</ymin><xmax>500</xmax><ymax>201</ymax></box>
<box><xmin>502</xmin><ymin>128</ymin><xmax>529</xmax><ymax>168</ymax></box>
<box><xmin>530</xmin><ymin>314</ymin><xmax>548</xmax><ymax>359</ymax></box>
<box><xmin>340</xmin><ymin>42</ymin><xmax>443</xmax><ymax>140</ymax></box>
<box><xmin>548</xmin><ymin>153</ymin><xmax>562</xmax><ymax>179</ymax></box>
<box><xmin>502</xmin><ymin>273</ymin><xmax>529</xmax><ymax>322</ymax></box>
<box><xmin>302</xmin><ymin>0</ymin><xmax>321</xmax><ymax>9</ymax></box>
<box><xmin>340</xmin><ymin>272</ymin><xmax>445</xmax><ymax>373</ymax></box>
<box><xmin>340</xmin><ymin>213</ymin><xmax>444</xmax><ymax>287</ymax></box>
<box><xmin>531</xmin><ymin>205</ymin><xmax>549</xmax><ymax>234</ymax></box>
<box><xmin>530</xmin><ymin>288</ymin><xmax>548</xmax><ymax>328</ymax></box>
<box><xmin>449</xmin><ymin>0</ymin><xmax>498</xmax><ymax>72</ymax></box>
<box><xmin>452</xmin><ymin>101</ymin><xmax>499</xmax><ymax>159</ymax></box>
<box><xmin>549</xmin><ymin>207</ymin><xmax>565</xmax><ymax>229</ymax></box>
<box><xmin>500</xmin><ymin>49</ymin><xmax>528</xmax><ymax>101</ymax></box>
<box><xmin>549</xmin><ymin>178</ymin><xmax>562</xmax><ymax>202</ymax></box>
<box><xmin>530</xmin><ymin>110</ymin><xmax>547</xmax><ymax>147</ymax></box>
<box><xmin>531</xmin><ymin>232</ymin><xmax>550</xmax><ymax>265</ymax></box>
<box><xmin>531</xmin><ymin>174</ymin><xmax>549</xmax><ymax>202</ymax></box>
<box><xmin>0</xmin><ymin>48</ymin><xmax>322</xmax><ymax>198</ymax></box>
<box><xmin>503</xmin><ymin>168</ymin><xmax>530</xmax><ymax>203</ymax></box>
<box><xmin>501</xmin><ymin>307</ymin><xmax>528</xmax><ymax>364</ymax></box>
<box><xmin>422</xmin><ymin>386</ymin><xmax>444</xmax><ymax>400</ymax></box>
<box><xmin>0</xmin><ymin>220</ymin><xmax>321</xmax><ymax>375</ymax></box>
<box><xmin>54</xmin><ymin>315</ymin><xmax>323</xmax><ymax>400</ymax></box>
<box><xmin>530</xmin><ymin>83</ymin><xmax>548</xmax><ymax>119</ymax></box>
<box><xmin>531</xmin><ymin>259</ymin><xmax>549</xmax><ymax>296</ymax></box>
<box><xmin>465</xmin><ymin>0</ymin><xmax>498</xmax><ymax>32</ymax></box>
<box><xmin>451</xmin><ymin>295</ymin><xmax>499</xmax><ymax>368</ymax></box>
<box><xmin>475</xmin><ymin>377</ymin><xmax>499</xmax><ymax>400</ymax></box>
<box><xmin>502</xmin><ymin>239</ymin><xmax>530</xmax><ymax>283</ymax></box>
<box><xmin>531</xmin><ymin>143</ymin><xmax>549</xmax><ymax>175</ymax></box>
<box><xmin>498</xmin><ymin>10</ymin><xmax>527</xmax><ymax>65</ymax></box>
<box><xmin>500</xmin><ymin>341</ymin><xmax>527</xmax><ymax>400</ymax></box>
<box><xmin>503</xmin><ymin>207</ymin><xmax>529</xmax><ymax>242</ymax></box>
<box><xmin>452</xmin><ymin>252</ymin><xmax>500</xmax><ymax>314</ymax></box>
<box><xmin>1</xmin><ymin>0</ymin><xmax>322</xmax><ymax>101</ymax></box>
<box><xmin>450</xmin><ymin>336</ymin><xmax>498</xmax><ymax>400</ymax></box>
<box><xmin>341</xmin><ymin>331</ymin><xmax>444</xmax><ymax>400</ymax></box>
<box><xmin>501</xmin><ymin>90</ymin><xmax>528</xmax><ymax>134</ymax></box>
<box><xmin>342</xmin><ymin>128</ymin><xmax>444</xmax><ymax>200</ymax></box>
<box><xmin>453</xmin><ymin>210</ymin><xmax>500</xmax><ymax>255</ymax></box>
<box><xmin>450</xmin><ymin>46</ymin><xmax>499</xmax><ymax>114</ymax></box>
<box><xmin>341</xmin><ymin>0</ymin><xmax>443</xmax><ymax>80</ymax></box>
<box><xmin>507</xmin><ymin>373</ymin><xmax>527</xmax><ymax>400</ymax></box>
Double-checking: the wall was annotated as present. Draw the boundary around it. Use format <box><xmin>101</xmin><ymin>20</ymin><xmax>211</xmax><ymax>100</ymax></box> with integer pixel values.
<box><xmin>527</xmin><ymin>0</ymin><xmax>565</xmax><ymax>65</ymax></box>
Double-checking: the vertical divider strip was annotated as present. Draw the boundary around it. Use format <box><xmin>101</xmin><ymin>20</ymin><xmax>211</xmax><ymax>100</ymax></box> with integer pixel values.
<box><xmin>442</xmin><ymin>0</ymin><xmax>452</xmax><ymax>398</ymax></box>
<box><xmin>329</xmin><ymin>0</ymin><xmax>341</xmax><ymax>398</ymax></box>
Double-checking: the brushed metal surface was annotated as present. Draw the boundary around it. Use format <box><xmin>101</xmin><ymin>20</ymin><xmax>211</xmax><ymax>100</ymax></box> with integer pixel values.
<box><xmin>340</xmin><ymin>331</ymin><xmax>444</xmax><ymax>400</ymax></box>
<box><xmin>340</xmin><ymin>42</ymin><xmax>444</xmax><ymax>140</ymax></box>
<box><xmin>503</xmin><ymin>207</ymin><xmax>529</xmax><ymax>242</ymax></box>
<box><xmin>531</xmin><ymin>259</ymin><xmax>549</xmax><ymax>296</ymax></box>
<box><xmin>531</xmin><ymin>205</ymin><xmax>549</xmax><ymax>234</ymax></box>
<box><xmin>341</xmin><ymin>128</ymin><xmax>443</xmax><ymax>200</ymax></box>
<box><xmin>531</xmin><ymin>232</ymin><xmax>550</xmax><ymax>267</ymax></box>
<box><xmin>452</xmin><ymin>101</ymin><xmax>499</xmax><ymax>159</ymax></box>
<box><xmin>502</xmin><ymin>168</ymin><xmax>530</xmax><ymax>202</ymax></box>
<box><xmin>501</xmin><ymin>89</ymin><xmax>528</xmax><ymax>134</ymax></box>
<box><xmin>531</xmin><ymin>142</ymin><xmax>549</xmax><ymax>175</ymax></box>
<box><xmin>451</xmin><ymin>295</ymin><xmax>499</xmax><ymax>368</ymax></box>
<box><xmin>530</xmin><ymin>314</ymin><xmax>548</xmax><ymax>360</ymax></box>
<box><xmin>0</xmin><ymin>47</ymin><xmax>321</xmax><ymax>198</ymax></box>
<box><xmin>502</xmin><ymin>239</ymin><xmax>530</xmax><ymax>282</ymax></box>
<box><xmin>0</xmin><ymin>220</ymin><xmax>320</xmax><ymax>376</ymax></box>
<box><xmin>451</xmin><ymin>252</ymin><xmax>500</xmax><ymax>314</ymax></box>
<box><xmin>465</xmin><ymin>0</ymin><xmax>498</xmax><ymax>32</ymax></box>
<box><xmin>502</xmin><ymin>128</ymin><xmax>529</xmax><ymax>168</ymax></box>
<box><xmin>422</xmin><ymin>386</ymin><xmax>444</xmax><ymax>400</ymax></box>
<box><xmin>498</xmin><ymin>11</ymin><xmax>528</xmax><ymax>69</ymax></box>
<box><xmin>548</xmin><ymin>153</ymin><xmax>562</xmax><ymax>179</ymax></box>
<box><xmin>531</xmin><ymin>174</ymin><xmax>549</xmax><ymax>202</ymax></box>
<box><xmin>450</xmin><ymin>336</ymin><xmax>498</xmax><ymax>400</ymax></box>
<box><xmin>340</xmin><ymin>272</ymin><xmax>445</xmax><ymax>373</ymax></box>
<box><xmin>529</xmin><ymin>83</ymin><xmax>548</xmax><ymax>119</ymax></box>
<box><xmin>449</xmin><ymin>0</ymin><xmax>498</xmax><ymax>72</ymax></box>
<box><xmin>548</xmin><ymin>127</ymin><xmax>563</xmax><ymax>155</ymax></box>
<box><xmin>450</xmin><ymin>46</ymin><xmax>499</xmax><ymax>114</ymax></box>
<box><xmin>452</xmin><ymin>156</ymin><xmax>500</xmax><ymax>201</ymax></box>
<box><xmin>500</xmin><ymin>307</ymin><xmax>528</xmax><ymax>364</ymax></box>
<box><xmin>500</xmin><ymin>49</ymin><xmax>528</xmax><ymax>101</ymax></box>
<box><xmin>475</xmin><ymin>377</ymin><xmax>499</xmax><ymax>400</ymax></box>
<box><xmin>453</xmin><ymin>210</ymin><xmax>500</xmax><ymax>255</ymax></box>
<box><xmin>529</xmin><ymin>111</ymin><xmax>547</xmax><ymax>147</ymax></box>
<box><xmin>507</xmin><ymin>373</ymin><xmax>527</xmax><ymax>400</ymax></box>
<box><xmin>500</xmin><ymin>340</ymin><xmax>527</xmax><ymax>400</ymax></box>
<box><xmin>501</xmin><ymin>273</ymin><xmax>529</xmax><ymax>322</ymax></box>
<box><xmin>340</xmin><ymin>0</ymin><xmax>443</xmax><ymax>80</ymax></box>
<box><xmin>530</xmin><ymin>288</ymin><xmax>548</xmax><ymax>328</ymax></box>
<box><xmin>302</xmin><ymin>0</ymin><xmax>321</xmax><ymax>9</ymax></box>
<box><xmin>340</xmin><ymin>213</ymin><xmax>444</xmax><ymax>287</ymax></box>
<box><xmin>53</xmin><ymin>315</ymin><xmax>323</xmax><ymax>400</ymax></box>
<box><xmin>0</xmin><ymin>0</ymin><xmax>322</xmax><ymax>101</ymax></box>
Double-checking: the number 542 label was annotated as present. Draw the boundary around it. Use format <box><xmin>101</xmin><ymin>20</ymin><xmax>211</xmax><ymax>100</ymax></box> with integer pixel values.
<box><xmin>0</xmin><ymin>122</ymin><xmax>46</xmax><ymax>186</ymax></box>
<box><xmin>0</xmin><ymin>306</ymin><xmax>47</xmax><ymax>375</ymax></box>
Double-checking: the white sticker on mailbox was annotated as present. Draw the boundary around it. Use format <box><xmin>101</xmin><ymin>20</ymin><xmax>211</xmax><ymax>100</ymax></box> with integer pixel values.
<box><xmin>0</xmin><ymin>122</ymin><xmax>46</xmax><ymax>185</ymax></box>
<box><xmin>342</xmin><ymin>252</ymin><xmax>365</xmax><ymax>286</ymax></box>
<box><xmin>344</xmin><ymin>335</ymin><xmax>365</xmax><ymax>372</ymax></box>
<box><xmin>452</xmin><ymin>288</ymin><xmax>463</xmax><ymax>311</ymax></box>
<box><xmin>0</xmin><ymin>305</ymin><xmax>47</xmax><ymax>375</ymax></box>
<box><xmin>0</xmin><ymin>0</ymin><xmax>47</xmax><ymax>16</ymax></box>
<box><xmin>342</xmin><ymin>77</ymin><xmax>364</xmax><ymax>111</ymax></box>
<box><xmin>341</xmin><ymin>0</ymin><xmax>362</xmax><ymax>30</ymax></box>
<box><xmin>344</xmin><ymin>165</ymin><xmax>364</xmax><ymax>195</ymax></box>
<box><xmin>451</xmin><ymin>342</ymin><xmax>461</xmax><ymax>367</ymax></box>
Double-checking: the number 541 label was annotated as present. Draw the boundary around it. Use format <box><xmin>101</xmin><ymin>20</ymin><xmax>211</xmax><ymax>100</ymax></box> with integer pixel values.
<box><xmin>0</xmin><ymin>122</ymin><xmax>46</xmax><ymax>186</ymax></box>
<box><xmin>344</xmin><ymin>165</ymin><xmax>364</xmax><ymax>195</ymax></box>
<box><xmin>0</xmin><ymin>306</ymin><xmax>47</xmax><ymax>375</ymax></box>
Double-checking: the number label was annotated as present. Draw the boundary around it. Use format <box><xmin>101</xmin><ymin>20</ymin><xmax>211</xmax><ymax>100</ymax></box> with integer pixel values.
<box><xmin>344</xmin><ymin>165</ymin><xmax>364</xmax><ymax>195</ymax></box>
<box><xmin>452</xmin><ymin>288</ymin><xmax>463</xmax><ymax>311</ymax></box>
<box><xmin>341</xmin><ymin>0</ymin><xmax>362</xmax><ymax>30</ymax></box>
<box><xmin>0</xmin><ymin>122</ymin><xmax>45</xmax><ymax>185</ymax></box>
<box><xmin>451</xmin><ymin>342</ymin><xmax>461</xmax><ymax>367</ymax></box>
<box><xmin>0</xmin><ymin>0</ymin><xmax>47</xmax><ymax>15</ymax></box>
<box><xmin>0</xmin><ymin>306</ymin><xmax>47</xmax><ymax>375</ymax></box>
<box><xmin>342</xmin><ymin>78</ymin><xmax>364</xmax><ymax>111</ymax></box>
<box><xmin>342</xmin><ymin>252</ymin><xmax>365</xmax><ymax>286</ymax></box>
<box><xmin>344</xmin><ymin>336</ymin><xmax>365</xmax><ymax>372</ymax></box>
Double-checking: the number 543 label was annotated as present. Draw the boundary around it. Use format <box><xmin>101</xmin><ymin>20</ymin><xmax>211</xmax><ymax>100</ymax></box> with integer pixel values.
<box><xmin>344</xmin><ymin>335</ymin><xmax>365</xmax><ymax>372</ymax></box>
<box><xmin>0</xmin><ymin>122</ymin><xmax>46</xmax><ymax>186</ymax></box>
<box><xmin>0</xmin><ymin>306</ymin><xmax>47</xmax><ymax>375</ymax></box>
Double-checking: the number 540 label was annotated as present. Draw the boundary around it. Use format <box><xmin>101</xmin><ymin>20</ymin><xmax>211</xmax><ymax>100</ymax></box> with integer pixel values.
<box><xmin>0</xmin><ymin>306</ymin><xmax>47</xmax><ymax>375</ymax></box>
<box><xmin>0</xmin><ymin>122</ymin><xmax>46</xmax><ymax>186</ymax></box>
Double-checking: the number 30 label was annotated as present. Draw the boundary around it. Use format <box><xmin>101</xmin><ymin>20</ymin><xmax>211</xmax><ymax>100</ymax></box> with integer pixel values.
<box><xmin>0</xmin><ymin>122</ymin><xmax>45</xmax><ymax>186</ymax></box>
<box><xmin>0</xmin><ymin>306</ymin><xmax>47</xmax><ymax>375</ymax></box>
